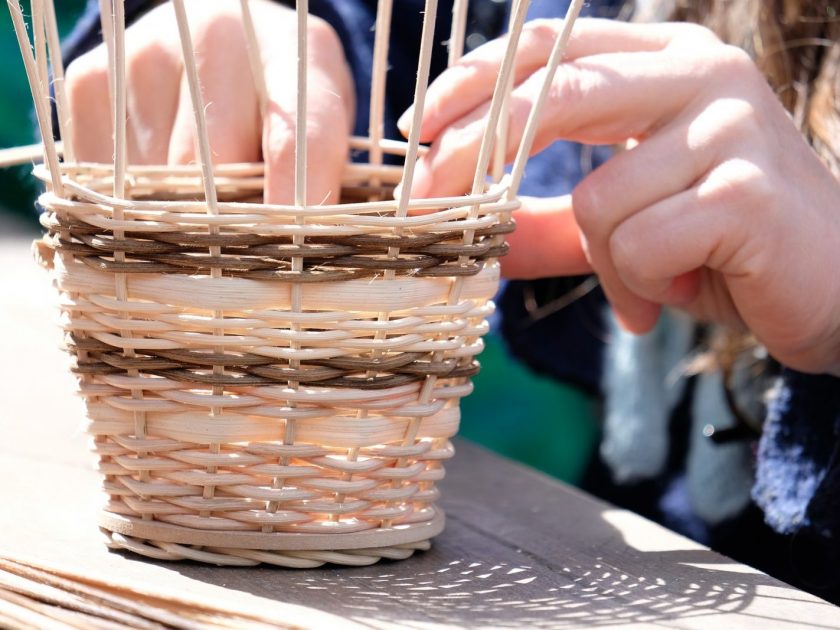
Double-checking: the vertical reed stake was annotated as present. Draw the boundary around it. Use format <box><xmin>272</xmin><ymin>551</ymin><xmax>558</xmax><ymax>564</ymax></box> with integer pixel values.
<box><xmin>508</xmin><ymin>0</ymin><xmax>585</xmax><ymax>198</ymax></box>
<box><xmin>6</xmin><ymin>0</ymin><xmax>63</xmax><ymax>194</ymax></box>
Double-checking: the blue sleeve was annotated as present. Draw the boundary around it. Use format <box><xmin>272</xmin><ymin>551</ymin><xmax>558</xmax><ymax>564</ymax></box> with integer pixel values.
<box><xmin>753</xmin><ymin>370</ymin><xmax>840</xmax><ymax>595</ymax></box>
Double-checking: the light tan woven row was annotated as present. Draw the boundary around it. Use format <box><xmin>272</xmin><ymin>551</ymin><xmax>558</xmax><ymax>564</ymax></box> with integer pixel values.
<box><xmin>36</xmin><ymin>135</ymin><xmax>415</xmax><ymax>201</ymax></box>
<box><xmin>52</xmin><ymin>251</ymin><xmax>499</xmax><ymax>313</ymax></box>
<box><xmin>35</xmin><ymin>164</ymin><xmax>516</xmax><ymax>222</ymax></box>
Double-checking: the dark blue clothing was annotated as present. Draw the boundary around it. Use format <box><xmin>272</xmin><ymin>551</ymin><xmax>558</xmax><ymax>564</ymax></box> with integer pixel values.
<box><xmin>64</xmin><ymin>0</ymin><xmax>840</xmax><ymax>604</ymax></box>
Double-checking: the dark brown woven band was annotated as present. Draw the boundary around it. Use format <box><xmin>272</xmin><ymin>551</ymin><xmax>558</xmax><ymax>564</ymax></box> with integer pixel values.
<box><xmin>69</xmin><ymin>335</ymin><xmax>480</xmax><ymax>390</ymax></box>
<box><xmin>42</xmin><ymin>212</ymin><xmax>513</xmax><ymax>282</ymax></box>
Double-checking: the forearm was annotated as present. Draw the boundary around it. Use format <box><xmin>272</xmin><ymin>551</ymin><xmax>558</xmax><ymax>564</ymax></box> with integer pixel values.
<box><xmin>503</xmin><ymin>195</ymin><xmax>592</xmax><ymax>279</ymax></box>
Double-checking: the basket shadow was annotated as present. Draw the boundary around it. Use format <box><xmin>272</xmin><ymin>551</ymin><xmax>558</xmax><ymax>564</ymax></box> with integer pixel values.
<box><xmin>137</xmin><ymin>510</ymin><xmax>800</xmax><ymax>629</ymax></box>
<box><xmin>134</xmin><ymin>439</ymin><xmax>830</xmax><ymax>628</ymax></box>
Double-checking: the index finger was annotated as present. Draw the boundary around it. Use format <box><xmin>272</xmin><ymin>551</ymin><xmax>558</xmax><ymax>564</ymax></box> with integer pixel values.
<box><xmin>407</xmin><ymin>48</ymin><xmax>712</xmax><ymax>198</ymax></box>
<box><xmin>403</xmin><ymin>18</ymin><xmax>708</xmax><ymax>143</ymax></box>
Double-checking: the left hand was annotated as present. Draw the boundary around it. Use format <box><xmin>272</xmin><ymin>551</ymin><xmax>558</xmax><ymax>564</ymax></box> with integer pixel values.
<box><xmin>65</xmin><ymin>0</ymin><xmax>354</xmax><ymax>204</ymax></box>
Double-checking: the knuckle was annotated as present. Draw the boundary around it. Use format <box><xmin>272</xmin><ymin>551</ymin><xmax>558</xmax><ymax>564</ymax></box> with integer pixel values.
<box><xmin>674</xmin><ymin>22</ymin><xmax>720</xmax><ymax>46</ymax></box>
<box><xmin>608</xmin><ymin>227</ymin><xmax>641</xmax><ymax>280</ymax></box>
<box><xmin>740</xmin><ymin>167</ymin><xmax>775</xmax><ymax>209</ymax></box>
<box><xmin>706</xmin><ymin>158</ymin><xmax>774</xmax><ymax>209</ymax></box>
<box><xmin>126</xmin><ymin>40</ymin><xmax>171</xmax><ymax>78</ymax></box>
<box><xmin>436</xmin><ymin>129</ymin><xmax>472</xmax><ymax>173</ymax></box>
<box><xmin>571</xmin><ymin>177</ymin><xmax>605</xmax><ymax>235</ymax></box>
<box><xmin>609</xmin><ymin>226</ymin><xmax>666</xmax><ymax>300</ymax></box>
<box><xmin>714</xmin><ymin>44</ymin><xmax>756</xmax><ymax>75</ymax></box>
<box><xmin>265</xmin><ymin>104</ymin><xmax>349</xmax><ymax>167</ymax></box>
<box><xmin>308</xmin><ymin>16</ymin><xmax>343</xmax><ymax>56</ymax></box>
<box><xmin>730</xmin><ymin>102</ymin><xmax>764</xmax><ymax>139</ymax></box>
<box><xmin>65</xmin><ymin>49</ymin><xmax>108</xmax><ymax>105</ymax></box>
<box><xmin>698</xmin><ymin>97</ymin><xmax>764</xmax><ymax>146</ymax></box>
<box><xmin>211</xmin><ymin>129</ymin><xmax>257</xmax><ymax>164</ymax></box>
<box><xmin>305</xmin><ymin>122</ymin><xmax>345</xmax><ymax>161</ymax></box>
<box><xmin>525</xmin><ymin>18</ymin><xmax>560</xmax><ymax>47</ymax></box>
<box><xmin>508</xmin><ymin>86</ymin><xmax>535</xmax><ymax>135</ymax></box>
<box><xmin>194</xmin><ymin>11</ymin><xmax>243</xmax><ymax>50</ymax></box>
<box><xmin>265</xmin><ymin>121</ymin><xmax>295</xmax><ymax>162</ymax></box>
<box><xmin>547</xmin><ymin>63</ymin><xmax>590</xmax><ymax>122</ymax></box>
<box><xmin>442</xmin><ymin>116</ymin><xmax>481</xmax><ymax>155</ymax></box>
<box><xmin>703</xmin><ymin>45</ymin><xmax>762</xmax><ymax>91</ymax></box>
<box><xmin>674</xmin><ymin>40</ymin><xmax>755</xmax><ymax>85</ymax></box>
<box><xmin>307</xmin><ymin>20</ymin><xmax>349</xmax><ymax>97</ymax></box>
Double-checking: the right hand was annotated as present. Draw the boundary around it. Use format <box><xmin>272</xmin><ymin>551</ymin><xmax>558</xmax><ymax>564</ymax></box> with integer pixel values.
<box><xmin>403</xmin><ymin>18</ymin><xmax>840</xmax><ymax>375</ymax></box>
<box><xmin>65</xmin><ymin>0</ymin><xmax>354</xmax><ymax>204</ymax></box>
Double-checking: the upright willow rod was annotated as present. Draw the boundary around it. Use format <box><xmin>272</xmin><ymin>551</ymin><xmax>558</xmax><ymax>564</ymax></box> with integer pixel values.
<box><xmin>507</xmin><ymin>0</ymin><xmax>585</xmax><ymax>199</ymax></box>
<box><xmin>171</xmin><ymin>0</ymin><xmax>220</xmax><ymax>217</ymax></box>
<box><xmin>368</xmin><ymin>0</ymin><xmax>393</xmax><ymax>189</ymax></box>
<box><xmin>395</xmin><ymin>0</ymin><xmax>439</xmax><ymax>219</ymax></box>
<box><xmin>112</xmin><ymin>0</ymin><xmax>127</xmax><ymax>200</ymax></box>
<box><xmin>467</xmin><ymin>0</ymin><xmax>531</xmax><ymax>198</ymax></box>
<box><xmin>448</xmin><ymin>0</ymin><xmax>468</xmax><ymax>66</ymax></box>
<box><xmin>492</xmin><ymin>0</ymin><xmax>523</xmax><ymax>182</ymax></box>
<box><xmin>43</xmin><ymin>0</ymin><xmax>74</xmax><ymax>162</ymax></box>
<box><xmin>239</xmin><ymin>0</ymin><xmax>269</xmax><ymax>119</ymax></box>
<box><xmin>6</xmin><ymin>0</ymin><xmax>62</xmax><ymax>194</ymax></box>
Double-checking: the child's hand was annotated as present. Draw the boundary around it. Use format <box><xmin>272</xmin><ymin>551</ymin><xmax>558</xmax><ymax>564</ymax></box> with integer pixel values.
<box><xmin>65</xmin><ymin>0</ymin><xmax>354</xmax><ymax>204</ymax></box>
<box><xmin>403</xmin><ymin>18</ymin><xmax>840</xmax><ymax>375</ymax></box>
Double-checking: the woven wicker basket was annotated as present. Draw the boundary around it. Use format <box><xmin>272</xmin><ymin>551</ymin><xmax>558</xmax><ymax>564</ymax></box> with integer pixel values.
<box><xmin>8</xmin><ymin>0</ymin><xmax>583</xmax><ymax>566</ymax></box>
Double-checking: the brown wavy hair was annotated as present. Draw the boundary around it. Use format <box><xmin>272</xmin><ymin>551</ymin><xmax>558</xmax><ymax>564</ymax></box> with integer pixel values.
<box><xmin>650</xmin><ymin>0</ymin><xmax>840</xmax><ymax>173</ymax></box>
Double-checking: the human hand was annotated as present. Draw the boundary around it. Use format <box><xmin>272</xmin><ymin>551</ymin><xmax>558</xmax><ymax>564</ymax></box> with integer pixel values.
<box><xmin>65</xmin><ymin>0</ymin><xmax>354</xmax><ymax>204</ymax></box>
<box><xmin>403</xmin><ymin>18</ymin><xmax>840</xmax><ymax>375</ymax></box>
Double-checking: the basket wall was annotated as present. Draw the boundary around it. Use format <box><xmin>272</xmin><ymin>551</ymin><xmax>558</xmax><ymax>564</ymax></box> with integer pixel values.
<box><xmin>37</xmin><ymin>162</ymin><xmax>511</xmax><ymax>566</ymax></box>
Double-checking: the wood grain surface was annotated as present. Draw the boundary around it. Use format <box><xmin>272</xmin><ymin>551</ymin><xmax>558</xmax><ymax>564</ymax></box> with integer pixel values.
<box><xmin>2</xmin><ymin>224</ymin><xmax>838</xmax><ymax>629</ymax></box>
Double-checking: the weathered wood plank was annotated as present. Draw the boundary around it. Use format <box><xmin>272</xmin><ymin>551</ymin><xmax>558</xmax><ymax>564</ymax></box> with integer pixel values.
<box><xmin>156</xmin><ymin>441</ymin><xmax>840</xmax><ymax>629</ymax></box>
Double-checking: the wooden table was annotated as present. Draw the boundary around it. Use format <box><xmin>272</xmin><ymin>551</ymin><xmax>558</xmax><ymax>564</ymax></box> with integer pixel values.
<box><xmin>2</xmin><ymin>222</ymin><xmax>838</xmax><ymax>629</ymax></box>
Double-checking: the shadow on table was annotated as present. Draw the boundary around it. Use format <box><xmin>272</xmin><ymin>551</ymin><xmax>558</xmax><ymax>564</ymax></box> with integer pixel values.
<box><xmin>150</xmin><ymin>507</ymin><xmax>834</xmax><ymax>629</ymax></box>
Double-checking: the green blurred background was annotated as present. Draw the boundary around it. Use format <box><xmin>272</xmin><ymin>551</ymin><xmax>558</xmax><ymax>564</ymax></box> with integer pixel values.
<box><xmin>0</xmin><ymin>1</ymin><xmax>598</xmax><ymax>485</ymax></box>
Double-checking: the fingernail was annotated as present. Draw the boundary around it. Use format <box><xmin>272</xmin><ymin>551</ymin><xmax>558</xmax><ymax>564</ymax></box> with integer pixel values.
<box><xmin>614</xmin><ymin>302</ymin><xmax>661</xmax><ymax>335</ymax></box>
<box><xmin>578</xmin><ymin>232</ymin><xmax>592</xmax><ymax>265</ymax></box>
<box><xmin>397</xmin><ymin>106</ymin><xmax>413</xmax><ymax>137</ymax></box>
<box><xmin>663</xmin><ymin>272</ymin><xmax>700</xmax><ymax>306</ymax></box>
